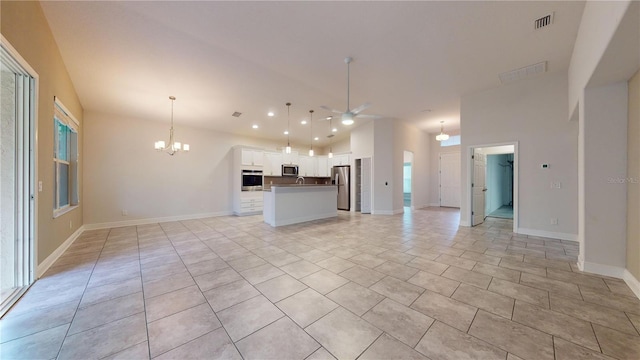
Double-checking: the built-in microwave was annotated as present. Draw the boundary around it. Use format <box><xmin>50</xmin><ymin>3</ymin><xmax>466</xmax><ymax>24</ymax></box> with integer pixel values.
<box><xmin>282</xmin><ymin>164</ymin><xmax>299</xmax><ymax>177</ymax></box>
<box><xmin>241</xmin><ymin>169</ymin><xmax>263</xmax><ymax>191</ymax></box>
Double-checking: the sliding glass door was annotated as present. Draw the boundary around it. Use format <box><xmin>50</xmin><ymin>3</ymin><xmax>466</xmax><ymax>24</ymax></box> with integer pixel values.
<box><xmin>1</xmin><ymin>38</ymin><xmax>36</xmax><ymax>317</ymax></box>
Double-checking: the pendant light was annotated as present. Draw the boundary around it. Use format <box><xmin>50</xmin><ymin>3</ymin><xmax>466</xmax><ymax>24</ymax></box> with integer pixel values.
<box><xmin>435</xmin><ymin>121</ymin><xmax>450</xmax><ymax>141</ymax></box>
<box><xmin>285</xmin><ymin>102</ymin><xmax>292</xmax><ymax>154</ymax></box>
<box><xmin>154</xmin><ymin>96</ymin><xmax>190</xmax><ymax>155</ymax></box>
<box><xmin>308</xmin><ymin>110</ymin><xmax>314</xmax><ymax>157</ymax></box>
<box><xmin>328</xmin><ymin>116</ymin><xmax>334</xmax><ymax>159</ymax></box>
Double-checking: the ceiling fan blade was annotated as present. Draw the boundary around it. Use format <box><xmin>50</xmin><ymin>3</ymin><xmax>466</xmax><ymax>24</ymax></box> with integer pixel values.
<box><xmin>355</xmin><ymin>114</ymin><xmax>381</xmax><ymax>119</ymax></box>
<box><xmin>350</xmin><ymin>102</ymin><xmax>371</xmax><ymax>115</ymax></box>
<box><xmin>320</xmin><ymin>105</ymin><xmax>343</xmax><ymax>114</ymax></box>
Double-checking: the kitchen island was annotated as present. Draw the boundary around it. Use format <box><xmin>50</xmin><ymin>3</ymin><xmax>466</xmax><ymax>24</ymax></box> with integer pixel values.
<box><xmin>263</xmin><ymin>184</ymin><xmax>337</xmax><ymax>227</ymax></box>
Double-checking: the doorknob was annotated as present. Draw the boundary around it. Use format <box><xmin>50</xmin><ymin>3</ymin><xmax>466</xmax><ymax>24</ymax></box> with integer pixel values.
<box><xmin>482</xmin><ymin>188</ymin><xmax>487</xmax><ymax>192</ymax></box>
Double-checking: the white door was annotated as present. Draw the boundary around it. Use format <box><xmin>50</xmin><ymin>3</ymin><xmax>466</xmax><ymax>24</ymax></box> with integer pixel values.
<box><xmin>361</xmin><ymin>157</ymin><xmax>372</xmax><ymax>214</ymax></box>
<box><xmin>439</xmin><ymin>152</ymin><xmax>461</xmax><ymax>207</ymax></box>
<box><xmin>472</xmin><ymin>150</ymin><xmax>487</xmax><ymax>226</ymax></box>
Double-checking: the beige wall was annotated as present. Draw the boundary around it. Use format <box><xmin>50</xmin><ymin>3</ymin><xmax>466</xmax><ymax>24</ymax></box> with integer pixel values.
<box><xmin>1</xmin><ymin>1</ymin><xmax>84</xmax><ymax>267</ymax></box>
<box><xmin>628</xmin><ymin>69</ymin><xmax>640</xmax><ymax>280</ymax></box>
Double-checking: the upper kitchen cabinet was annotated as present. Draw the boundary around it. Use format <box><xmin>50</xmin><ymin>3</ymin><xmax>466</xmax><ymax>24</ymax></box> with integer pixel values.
<box><xmin>298</xmin><ymin>155</ymin><xmax>314</xmax><ymax>177</ymax></box>
<box><xmin>241</xmin><ymin>148</ymin><xmax>264</xmax><ymax>167</ymax></box>
<box><xmin>317</xmin><ymin>156</ymin><xmax>329</xmax><ymax>177</ymax></box>
<box><xmin>330</xmin><ymin>153</ymin><xmax>350</xmax><ymax>167</ymax></box>
<box><xmin>282</xmin><ymin>149</ymin><xmax>299</xmax><ymax>165</ymax></box>
<box><xmin>264</xmin><ymin>151</ymin><xmax>283</xmax><ymax>176</ymax></box>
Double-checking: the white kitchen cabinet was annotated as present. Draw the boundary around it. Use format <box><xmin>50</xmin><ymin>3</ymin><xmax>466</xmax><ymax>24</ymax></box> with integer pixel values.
<box><xmin>263</xmin><ymin>152</ymin><xmax>283</xmax><ymax>176</ymax></box>
<box><xmin>282</xmin><ymin>149</ymin><xmax>299</xmax><ymax>165</ymax></box>
<box><xmin>241</xmin><ymin>148</ymin><xmax>264</xmax><ymax>167</ymax></box>
<box><xmin>330</xmin><ymin>153</ymin><xmax>350</xmax><ymax>167</ymax></box>
<box><xmin>317</xmin><ymin>156</ymin><xmax>329</xmax><ymax>177</ymax></box>
<box><xmin>298</xmin><ymin>155</ymin><xmax>314</xmax><ymax>176</ymax></box>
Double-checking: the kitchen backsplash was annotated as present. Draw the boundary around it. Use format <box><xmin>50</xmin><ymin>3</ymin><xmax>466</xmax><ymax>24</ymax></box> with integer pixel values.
<box><xmin>263</xmin><ymin>176</ymin><xmax>331</xmax><ymax>190</ymax></box>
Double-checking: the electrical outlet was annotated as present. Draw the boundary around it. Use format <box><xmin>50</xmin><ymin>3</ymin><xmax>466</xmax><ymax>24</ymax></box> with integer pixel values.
<box><xmin>550</xmin><ymin>181</ymin><xmax>562</xmax><ymax>189</ymax></box>
<box><xmin>550</xmin><ymin>218</ymin><xmax>558</xmax><ymax>225</ymax></box>
<box><xmin>69</xmin><ymin>220</ymin><xmax>73</xmax><ymax>229</ymax></box>
<box><xmin>38</xmin><ymin>181</ymin><xmax>43</xmax><ymax>192</ymax></box>
<box><xmin>122</xmin><ymin>209</ymin><xmax>128</xmax><ymax>216</ymax></box>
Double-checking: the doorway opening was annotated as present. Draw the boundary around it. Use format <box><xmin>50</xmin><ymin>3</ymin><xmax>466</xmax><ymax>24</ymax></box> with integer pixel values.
<box><xmin>1</xmin><ymin>37</ymin><xmax>37</xmax><ymax>317</ymax></box>
<box><xmin>469</xmin><ymin>143</ymin><xmax>518</xmax><ymax>232</ymax></box>
<box><xmin>486</xmin><ymin>153</ymin><xmax>514</xmax><ymax>219</ymax></box>
<box><xmin>403</xmin><ymin>151</ymin><xmax>413</xmax><ymax>209</ymax></box>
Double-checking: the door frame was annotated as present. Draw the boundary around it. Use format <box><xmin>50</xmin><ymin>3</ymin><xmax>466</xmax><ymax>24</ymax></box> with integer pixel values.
<box><xmin>467</xmin><ymin>141</ymin><xmax>518</xmax><ymax>233</ymax></box>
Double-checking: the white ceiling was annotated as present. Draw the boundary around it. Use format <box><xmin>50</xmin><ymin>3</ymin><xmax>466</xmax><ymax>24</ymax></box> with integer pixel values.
<box><xmin>40</xmin><ymin>1</ymin><xmax>585</xmax><ymax>148</ymax></box>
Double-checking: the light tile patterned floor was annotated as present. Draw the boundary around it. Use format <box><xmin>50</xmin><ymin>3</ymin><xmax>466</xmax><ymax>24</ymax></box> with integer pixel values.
<box><xmin>1</xmin><ymin>208</ymin><xmax>640</xmax><ymax>359</ymax></box>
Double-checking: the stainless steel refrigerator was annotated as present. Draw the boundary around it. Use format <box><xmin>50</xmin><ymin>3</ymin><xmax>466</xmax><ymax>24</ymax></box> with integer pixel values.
<box><xmin>332</xmin><ymin>165</ymin><xmax>350</xmax><ymax>210</ymax></box>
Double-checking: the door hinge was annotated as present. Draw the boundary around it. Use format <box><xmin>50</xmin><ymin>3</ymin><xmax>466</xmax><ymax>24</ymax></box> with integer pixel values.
<box><xmin>472</xmin><ymin>155</ymin><xmax>475</xmax><ymax>159</ymax></box>
<box><xmin>472</xmin><ymin>211</ymin><xmax>474</xmax><ymax>215</ymax></box>
<box><xmin>472</xmin><ymin>182</ymin><xmax>474</xmax><ymax>187</ymax></box>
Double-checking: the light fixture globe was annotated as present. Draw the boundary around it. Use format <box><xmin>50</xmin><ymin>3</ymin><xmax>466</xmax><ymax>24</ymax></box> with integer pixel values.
<box><xmin>435</xmin><ymin>121</ymin><xmax>449</xmax><ymax>142</ymax></box>
<box><xmin>342</xmin><ymin>112</ymin><xmax>354</xmax><ymax>126</ymax></box>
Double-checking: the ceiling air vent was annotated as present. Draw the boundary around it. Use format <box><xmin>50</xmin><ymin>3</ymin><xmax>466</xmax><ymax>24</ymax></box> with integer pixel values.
<box><xmin>232</xmin><ymin>112</ymin><xmax>242</xmax><ymax>117</ymax></box>
<box><xmin>499</xmin><ymin>61</ymin><xmax>547</xmax><ymax>84</ymax></box>
<box><xmin>534</xmin><ymin>13</ymin><xmax>554</xmax><ymax>29</ymax></box>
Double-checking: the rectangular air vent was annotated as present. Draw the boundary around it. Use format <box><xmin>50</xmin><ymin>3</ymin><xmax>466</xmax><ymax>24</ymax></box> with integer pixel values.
<box><xmin>232</xmin><ymin>112</ymin><xmax>242</xmax><ymax>117</ymax></box>
<box><xmin>534</xmin><ymin>13</ymin><xmax>554</xmax><ymax>29</ymax></box>
<box><xmin>499</xmin><ymin>61</ymin><xmax>547</xmax><ymax>84</ymax></box>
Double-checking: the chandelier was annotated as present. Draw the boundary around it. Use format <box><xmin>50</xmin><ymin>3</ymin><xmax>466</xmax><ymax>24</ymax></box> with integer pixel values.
<box><xmin>435</xmin><ymin>121</ymin><xmax>450</xmax><ymax>141</ymax></box>
<box><xmin>154</xmin><ymin>96</ymin><xmax>189</xmax><ymax>155</ymax></box>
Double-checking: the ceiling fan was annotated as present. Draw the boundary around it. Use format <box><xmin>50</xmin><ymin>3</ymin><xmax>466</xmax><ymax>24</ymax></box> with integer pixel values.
<box><xmin>321</xmin><ymin>57</ymin><xmax>378</xmax><ymax>125</ymax></box>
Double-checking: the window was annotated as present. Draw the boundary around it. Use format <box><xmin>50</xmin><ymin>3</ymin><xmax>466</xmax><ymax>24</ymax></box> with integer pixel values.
<box><xmin>53</xmin><ymin>98</ymin><xmax>79</xmax><ymax>216</ymax></box>
<box><xmin>440</xmin><ymin>134</ymin><xmax>461</xmax><ymax>147</ymax></box>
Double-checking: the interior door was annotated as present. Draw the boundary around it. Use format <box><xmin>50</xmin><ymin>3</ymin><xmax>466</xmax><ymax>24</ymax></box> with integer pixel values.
<box><xmin>439</xmin><ymin>152</ymin><xmax>461</xmax><ymax>207</ymax></box>
<box><xmin>472</xmin><ymin>150</ymin><xmax>487</xmax><ymax>226</ymax></box>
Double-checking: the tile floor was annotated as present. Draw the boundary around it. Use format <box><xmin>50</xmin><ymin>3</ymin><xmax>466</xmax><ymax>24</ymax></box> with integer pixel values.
<box><xmin>1</xmin><ymin>208</ymin><xmax>640</xmax><ymax>360</ymax></box>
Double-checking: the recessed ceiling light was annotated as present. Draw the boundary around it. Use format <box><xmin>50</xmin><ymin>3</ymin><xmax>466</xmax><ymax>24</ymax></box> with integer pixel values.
<box><xmin>252</xmin><ymin>124</ymin><xmax>258</xmax><ymax>129</ymax></box>
<box><xmin>314</xmin><ymin>137</ymin><xmax>319</xmax><ymax>141</ymax></box>
<box><xmin>332</xmin><ymin>128</ymin><xmax>337</xmax><ymax>132</ymax></box>
<box><xmin>284</xmin><ymin>130</ymin><xmax>289</xmax><ymax>135</ymax></box>
<box><xmin>267</xmin><ymin>112</ymin><xmax>274</xmax><ymax>117</ymax></box>
<box><xmin>301</xmin><ymin>120</ymin><xmax>307</xmax><ymax>125</ymax></box>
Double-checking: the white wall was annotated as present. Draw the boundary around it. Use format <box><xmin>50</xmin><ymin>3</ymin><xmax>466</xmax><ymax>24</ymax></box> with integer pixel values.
<box><xmin>83</xmin><ymin>110</ymin><xmax>283</xmax><ymax>226</ymax></box>
<box><xmin>581</xmin><ymin>82</ymin><xmax>628</xmax><ymax>271</ymax></box>
<box><xmin>568</xmin><ymin>0</ymin><xmax>632</xmax><ymax>119</ymax></box>
<box><xmin>429</xmin><ymin>130</ymin><xmax>460</xmax><ymax>207</ymax></box>
<box><xmin>372</xmin><ymin>120</ymin><xmax>395</xmax><ymax>214</ymax></box>
<box><xmin>460</xmin><ymin>72</ymin><xmax>578</xmax><ymax>239</ymax></box>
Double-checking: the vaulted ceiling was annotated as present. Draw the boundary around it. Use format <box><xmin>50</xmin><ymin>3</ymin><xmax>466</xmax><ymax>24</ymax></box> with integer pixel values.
<box><xmin>40</xmin><ymin>1</ymin><xmax>585</xmax><ymax>147</ymax></box>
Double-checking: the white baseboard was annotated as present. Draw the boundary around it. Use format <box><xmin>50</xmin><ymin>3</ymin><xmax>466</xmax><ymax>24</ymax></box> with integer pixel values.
<box><xmin>83</xmin><ymin>211</ymin><xmax>233</xmax><ymax>230</ymax></box>
<box><xmin>582</xmin><ymin>261</ymin><xmax>626</xmax><ymax>278</ymax></box>
<box><xmin>36</xmin><ymin>225</ymin><xmax>85</xmax><ymax>278</ymax></box>
<box><xmin>459</xmin><ymin>220</ymin><xmax>470</xmax><ymax>227</ymax></box>
<box><xmin>428</xmin><ymin>203</ymin><xmax>441</xmax><ymax>207</ymax></box>
<box><xmin>516</xmin><ymin>227</ymin><xmax>578</xmax><ymax>242</ymax></box>
<box><xmin>393</xmin><ymin>208</ymin><xmax>404</xmax><ymax>215</ymax></box>
<box><xmin>623</xmin><ymin>269</ymin><xmax>640</xmax><ymax>300</ymax></box>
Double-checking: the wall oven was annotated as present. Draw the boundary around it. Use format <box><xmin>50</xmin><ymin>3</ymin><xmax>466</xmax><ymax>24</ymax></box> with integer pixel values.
<box><xmin>241</xmin><ymin>169</ymin><xmax>263</xmax><ymax>191</ymax></box>
<box><xmin>282</xmin><ymin>164</ymin><xmax>299</xmax><ymax>177</ymax></box>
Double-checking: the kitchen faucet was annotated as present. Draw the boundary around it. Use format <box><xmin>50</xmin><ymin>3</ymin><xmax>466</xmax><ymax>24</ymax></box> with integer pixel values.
<box><xmin>296</xmin><ymin>176</ymin><xmax>305</xmax><ymax>185</ymax></box>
